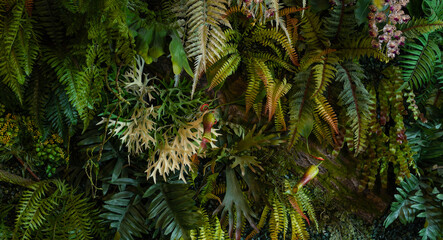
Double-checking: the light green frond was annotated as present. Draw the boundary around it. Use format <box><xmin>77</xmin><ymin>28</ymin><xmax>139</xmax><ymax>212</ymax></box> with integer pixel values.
<box><xmin>398</xmin><ymin>18</ymin><xmax>443</xmax><ymax>39</ymax></box>
<box><xmin>337</xmin><ymin>36</ymin><xmax>390</xmax><ymax>62</ymax></box>
<box><xmin>312</xmin><ymin>53</ymin><xmax>338</xmax><ymax>98</ymax></box>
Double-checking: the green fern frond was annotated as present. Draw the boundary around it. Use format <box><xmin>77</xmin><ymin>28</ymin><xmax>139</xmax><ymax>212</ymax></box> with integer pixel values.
<box><xmin>250</xmin><ymin>52</ymin><xmax>296</xmax><ymax>72</ymax></box>
<box><xmin>422</xmin><ymin>0</ymin><xmax>443</xmax><ymax>22</ymax></box>
<box><xmin>13</xmin><ymin>180</ymin><xmax>101</xmax><ymax>240</ymax></box>
<box><xmin>278</xmin><ymin>6</ymin><xmax>308</xmax><ymax>17</ymax></box>
<box><xmin>265</xmin><ymin>79</ymin><xmax>291</xmax><ymax>122</ymax></box>
<box><xmin>144</xmin><ymin>183</ymin><xmax>202</xmax><ymax>240</ymax></box>
<box><xmin>312</xmin><ymin>112</ymin><xmax>333</xmax><ymax>145</ymax></box>
<box><xmin>250</xmin><ymin>27</ymin><xmax>299</xmax><ymax>66</ymax></box>
<box><xmin>208</xmin><ymin>53</ymin><xmax>241</xmax><ymax>90</ymax></box>
<box><xmin>300</xmin><ymin>11</ymin><xmax>329</xmax><ymax>49</ymax></box>
<box><xmin>289</xmin><ymin>71</ymin><xmax>315</xmax><ymax>147</ymax></box>
<box><xmin>336</xmin><ymin>62</ymin><xmax>371</xmax><ymax>155</ymax></box>
<box><xmin>296</xmin><ymin>188</ymin><xmax>318</xmax><ymax>230</ymax></box>
<box><xmin>399</xmin><ymin>34</ymin><xmax>441</xmax><ymax>89</ymax></box>
<box><xmin>337</xmin><ymin>36</ymin><xmax>390</xmax><ymax>61</ymax></box>
<box><xmin>323</xmin><ymin>0</ymin><xmax>357</xmax><ymax>39</ymax></box>
<box><xmin>245</xmin><ymin>59</ymin><xmax>263</xmax><ymax>114</ymax></box>
<box><xmin>245</xmin><ymin>206</ymin><xmax>269</xmax><ymax>240</ymax></box>
<box><xmin>101</xmin><ymin>190</ymin><xmax>148</xmax><ymax>240</ymax></box>
<box><xmin>398</xmin><ymin>18</ymin><xmax>443</xmax><ymax>39</ymax></box>
<box><xmin>312</xmin><ymin>53</ymin><xmax>338</xmax><ymax>97</ymax></box>
<box><xmin>315</xmin><ymin>95</ymin><xmax>339</xmax><ymax>134</ymax></box>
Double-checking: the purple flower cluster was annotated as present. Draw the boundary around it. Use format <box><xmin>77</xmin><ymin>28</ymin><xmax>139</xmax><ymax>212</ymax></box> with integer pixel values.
<box><xmin>368</xmin><ymin>0</ymin><xmax>410</xmax><ymax>58</ymax></box>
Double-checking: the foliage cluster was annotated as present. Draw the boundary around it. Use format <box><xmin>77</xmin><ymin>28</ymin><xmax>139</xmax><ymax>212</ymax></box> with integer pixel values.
<box><xmin>0</xmin><ymin>0</ymin><xmax>441</xmax><ymax>239</ymax></box>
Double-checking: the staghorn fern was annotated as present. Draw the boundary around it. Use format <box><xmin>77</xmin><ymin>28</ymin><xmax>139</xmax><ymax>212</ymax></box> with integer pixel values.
<box><xmin>336</xmin><ymin>61</ymin><xmax>371</xmax><ymax>155</ymax></box>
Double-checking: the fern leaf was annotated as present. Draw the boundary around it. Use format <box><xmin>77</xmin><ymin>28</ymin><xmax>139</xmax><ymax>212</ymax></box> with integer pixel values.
<box><xmin>265</xmin><ymin>79</ymin><xmax>291</xmax><ymax>122</ymax></box>
<box><xmin>145</xmin><ymin>183</ymin><xmax>202</xmax><ymax>240</ymax></box>
<box><xmin>183</xmin><ymin>0</ymin><xmax>230</xmax><ymax>97</ymax></box>
<box><xmin>399</xmin><ymin>34</ymin><xmax>441</xmax><ymax>89</ymax></box>
<box><xmin>251</xmin><ymin>27</ymin><xmax>299</xmax><ymax>66</ymax></box>
<box><xmin>300</xmin><ymin>11</ymin><xmax>329</xmax><ymax>49</ymax></box>
<box><xmin>315</xmin><ymin>95</ymin><xmax>339</xmax><ymax>134</ymax></box>
<box><xmin>398</xmin><ymin>18</ymin><xmax>443</xmax><ymax>39</ymax></box>
<box><xmin>337</xmin><ymin>36</ymin><xmax>390</xmax><ymax>62</ymax></box>
<box><xmin>323</xmin><ymin>0</ymin><xmax>357</xmax><ymax>39</ymax></box>
<box><xmin>384</xmin><ymin>175</ymin><xmax>420</xmax><ymax>227</ymax></box>
<box><xmin>312</xmin><ymin>53</ymin><xmax>338</xmax><ymax>98</ymax></box>
<box><xmin>245</xmin><ymin>206</ymin><xmax>269</xmax><ymax>240</ymax></box>
<box><xmin>336</xmin><ymin>62</ymin><xmax>371</xmax><ymax>155</ymax></box>
<box><xmin>289</xmin><ymin>71</ymin><xmax>315</xmax><ymax>147</ymax></box>
<box><xmin>208</xmin><ymin>53</ymin><xmax>241</xmax><ymax>89</ymax></box>
<box><xmin>101</xmin><ymin>191</ymin><xmax>148</xmax><ymax>240</ymax></box>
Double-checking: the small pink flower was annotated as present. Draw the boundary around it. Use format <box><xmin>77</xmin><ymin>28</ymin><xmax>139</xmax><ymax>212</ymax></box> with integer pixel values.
<box><xmin>399</xmin><ymin>36</ymin><xmax>406</xmax><ymax>45</ymax></box>
<box><xmin>400</xmin><ymin>0</ymin><xmax>409</xmax><ymax>6</ymax></box>
<box><xmin>369</xmin><ymin>5</ymin><xmax>378</xmax><ymax>12</ymax></box>
<box><xmin>401</xmin><ymin>15</ymin><xmax>410</xmax><ymax>23</ymax></box>
<box><xmin>383</xmin><ymin>24</ymin><xmax>395</xmax><ymax>34</ymax></box>
<box><xmin>393</xmin><ymin>30</ymin><xmax>402</xmax><ymax>39</ymax></box>
<box><xmin>390</xmin><ymin>3</ymin><xmax>401</xmax><ymax>11</ymax></box>
<box><xmin>368</xmin><ymin>12</ymin><xmax>375</xmax><ymax>20</ymax></box>
<box><xmin>375</xmin><ymin>12</ymin><xmax>386</xmax><ymax>22</ymax></box>
<box><xmin>369</xmin><ymin>29</ymin><xmax>378</xmax><ymax>37</ymax></box>
<box><xmin>371</xmin><ymin>39</ymin><xmax>380</xmax><ymax>48</ymax></box>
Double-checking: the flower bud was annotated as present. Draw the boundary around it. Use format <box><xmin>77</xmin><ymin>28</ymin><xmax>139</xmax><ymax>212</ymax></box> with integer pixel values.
<box><xmin>295</xmin><ymin>165</ymin><xmax>319</xmax><ymax>192</ymax></box>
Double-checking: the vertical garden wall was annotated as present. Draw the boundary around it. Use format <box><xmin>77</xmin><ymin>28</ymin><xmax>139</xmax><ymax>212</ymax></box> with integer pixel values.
<box><xmin>0</xmin><ymin>0</ymin><xmax>442</xmax><ymax>239</ymax></box>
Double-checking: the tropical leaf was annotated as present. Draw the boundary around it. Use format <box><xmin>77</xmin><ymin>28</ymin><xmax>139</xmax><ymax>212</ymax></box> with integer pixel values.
<box><xmin>144</xmin><ymin>183</ymin><xmax>202</xmax><ymax>240</ymax></box>
<box><xmin>399</xmin><ymin>34</ymin><xmax>441</xmax><ymax>89</ymax></box>
<box><xmin>336</xmin><ymin>62</ymin><xmax>371</xmax><ymax>155</ymax></box>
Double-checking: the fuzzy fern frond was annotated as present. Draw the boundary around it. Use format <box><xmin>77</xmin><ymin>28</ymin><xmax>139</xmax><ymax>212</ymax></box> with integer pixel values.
<box><xmin>337</xmin><ymin>36</ymin><xmax>389</xmax><ymax>62</ymax></box>
<box><xmin>182</xmin><ymin>0</ymin><xmax>230</xmax><ymax>97</ymax></box>
<box><xmin>336</xmin><ymin>62</ymin><xmax>371</xmax><ymax>155</ymax></box>
<box><xmin>399</xmin><ymin>34</ymin><xmax>441</xmax><ymax>89</ymax></box>
<box><xmin>398</xmin><ymin>18</ymin><xmax>443</xmax><ymax>39</ymax></box>
<box><xmin>315</xmin><ymin>95</ymin><xmax>339</xmax><ymax>134</ymax></box>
